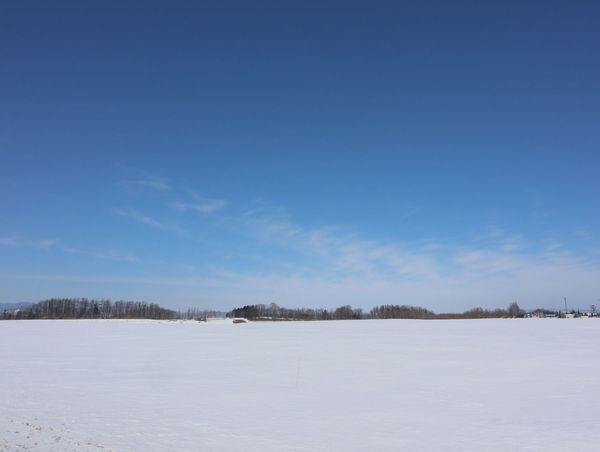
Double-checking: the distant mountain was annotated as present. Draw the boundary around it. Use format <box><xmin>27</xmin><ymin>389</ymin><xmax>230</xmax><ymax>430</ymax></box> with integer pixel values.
<box><xmin>0</xmin><ymin>302</ymin><xmax>33</xmax><ymax>311</ymax></box>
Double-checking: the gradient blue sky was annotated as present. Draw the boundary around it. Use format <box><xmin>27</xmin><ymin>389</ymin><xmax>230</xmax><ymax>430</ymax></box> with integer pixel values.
<box><xmin>1</xmin><ymin>1</ymin><xmax>599</xmax><ymax>311</ymax></box>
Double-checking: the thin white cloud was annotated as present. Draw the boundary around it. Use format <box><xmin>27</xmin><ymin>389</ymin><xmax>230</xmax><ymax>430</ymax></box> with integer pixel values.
<box><xmin>0</xmin><ymin>272</ymin><xmax>217</xmax><ymax>287</ymax></box>
<box><xmin>39</xmin><ymin>239</ymin><xmax>57</xmax><ymax>249</ymax></box>
<box><xmin>173</xmin><ymin>195</ymin><xmax>227</xmax><ymax>214</ymax></box>
<box><xmin>240</xmin><ymin>209</ymin><xmax>439</xmax><ymax>280</ymax></box>
<box><xmin>91</xmin><ymin>249</ymin><xmax>140</xmax><ymax>263</ymax></box>
<box><xmin>0</xmin><ymin>237</ymin><xmax>21</xmax><ymax>246</ymax></box>
<box><xmin>0</xmin><ymin>236</ymin><xmax>57</xmax><ymax>249</ymax></box>
<box><xmin>117</xmin><ymin>177</ymin><xmax>172</xmax><ymax>192</ymax></box>
<box><xmin>487</xmin><ymin>226</ymin><xmax>529</xmax><ymax>251</ymax></box>
<box><xmin>1</xmin><ymin>235</ymin><xmax>142</xmax><ymax>267</ymax></box>
<box><xmin>453</xmin><ymin>249</ymin><xmax>529</xmax><ymax>276</ymax></box>
<box><xmin>114</xmin><ymin>207</ymin><xmax>197</xmax><ymax>242</ymax></box>
<box><xmin>115</xmin><ymin>208</ymin><xmax>164</xmax><ymax>229</ymax></box>
<box><xmin>9</xmin><ymin>181</ymin><xmax>593</xmax><ymax>311</ymax></box>
<box><xmin>226</xmin><ymin>209</ymin><xmax>600</xmax><ymax>309</ymax></box>
<box><xmin>3</xmin><ymin>251</ymin><xmax>599</xmax><ymax>312</ymax></box>
<box><xmin>540</xmin><ymin>240</ymin><xmax>565</xmax><ymax>258</ymax></box>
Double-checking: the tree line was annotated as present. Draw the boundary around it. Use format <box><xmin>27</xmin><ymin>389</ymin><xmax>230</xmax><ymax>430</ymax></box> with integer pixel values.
<box><xmin>1</xmin><ymin>298</ymin><xmax>179</xmax><ymax>320</ymax></box>
<box><xmin>229</xmin><ymin>302</ymin><xmax>526</xmax><ymax>320</ymax></box>
<box><xmin>184</xmin><ymin>307</ymin><xmax>228</xmax><ymax>321</ymax></box>
<box><xmin>229</xmin><ymin>303</ymin><xmax>364</xmax><ymax>321</ymax></box>
<box><xmin>2</xmin><ymin>298</ymin><xmax>528</xmax><ymax>321</ymax></box>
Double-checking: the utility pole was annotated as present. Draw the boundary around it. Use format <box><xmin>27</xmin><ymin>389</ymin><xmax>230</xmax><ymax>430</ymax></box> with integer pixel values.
<box><xmin>563</xmin><ymin>297</ymin><xmax>568</xmax><ymax>314</ymax></box>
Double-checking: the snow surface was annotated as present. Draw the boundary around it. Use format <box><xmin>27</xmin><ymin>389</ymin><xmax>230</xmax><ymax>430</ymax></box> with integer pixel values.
<box><xmin>1</xmin><ymin>318</ymin><xmax>599</xmax><ymax>451</ymax></box>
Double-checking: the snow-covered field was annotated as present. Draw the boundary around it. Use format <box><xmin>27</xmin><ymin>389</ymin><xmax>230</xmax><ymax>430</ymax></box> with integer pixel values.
<box><xmin>1</xmin><ymin>318</ymin><xmax>599</xmax><ymax>451</ymax></box>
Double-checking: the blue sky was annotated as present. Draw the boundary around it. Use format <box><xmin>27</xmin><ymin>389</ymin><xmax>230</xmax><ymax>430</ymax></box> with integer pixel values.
<box><xmin>1</xmin><ymin>1</ymin><xmax>599</xmax><ymax>311</ymax></box>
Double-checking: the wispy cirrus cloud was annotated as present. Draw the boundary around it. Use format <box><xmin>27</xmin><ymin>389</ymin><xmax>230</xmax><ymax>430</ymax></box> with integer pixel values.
<box><xmin>0</xmin><ymin>236</ymin><xmax>57</xmax><ymax>249</ymax></box>
<box><xmin>0</xmin><ymin>272</ymin><xmax>209</xmax><ymax>286</ymax></box>
<box><xmin>117</xmin><ymin>177</ymin><xmax>172</xmax><ymax>192</ymax></box>
<box><xmin>114</xmin><ymin>207</ymin><xmax>197</xmax><ymax>243</ymax></box>
<box><xmin>2</xmin><ymin>250</ymin><xmax>599</xmax><ymax>311</ymax></box>
<box><xmin>0</xmin><ymin>235</ymin><xmax>143</xmax><ymax>267</ymax></box>
<box><xmin>3</xmin><ymin>199</ymin><xmax>600</xmax><ymax>310</ymax></box>
<box><xmin>239</xmin><ymin>207</ymin><xmax>439</xmax><ymax>280</ymax></box>
<box><xmin>43</xmin><ymin>179</ymin><xmax>597</xmax><ymax>310</ymax></box>
<box><xmin>0</xmin><ymin>237</ymin><xmax>25</xmax><ymax>246</ymax></box>
<box><xmin>236</xmin><ymin>209</ymin><xmax>600</xmax><ymax>303</ymax></box>
<box><xmin>91</xmin><ymin>249</ymin><xmax>139</xmax><ymax>263</ymax></box>
<box><xmin>487</xmin><ymin>226</ymin><xmax>529</xmax><ymax>251</ymax></box>
<box><xmin>114</xmin><ymin>208</ymin><xmax>165</xmax><ymax>229</ymax></box>
<box><xmin>173</xmin><ymin>195</ymin><xmax>228</xmax><ymax>214</ymax></box>
<box><xmin>453</xmin><ymin>249</ymin><xmax>529</xmax><ymax>276</ymax></box>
